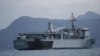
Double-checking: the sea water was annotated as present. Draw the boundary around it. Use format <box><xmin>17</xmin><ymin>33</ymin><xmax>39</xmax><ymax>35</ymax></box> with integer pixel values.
<box><xmin>0</xmin><ymin>48</ymin><xmax>100</xmax><ymax>56</ymax></box>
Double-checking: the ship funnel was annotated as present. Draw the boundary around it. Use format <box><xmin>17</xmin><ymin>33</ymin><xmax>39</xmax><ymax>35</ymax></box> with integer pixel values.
<box><xmin>69</xmin><ymin>13</ymin><xmax>76</xmax><ymax>30</ymax></box>
<box><xmin>48</xmin><ymin>19</ymin><xmax>53</xmax><ymax>32</ymax></box>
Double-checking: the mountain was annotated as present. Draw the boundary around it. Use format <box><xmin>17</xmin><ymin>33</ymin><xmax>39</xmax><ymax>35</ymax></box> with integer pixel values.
<box><xmin>0</xmin><ymin>11</ymin><xmax>100</xmax><ymax>49</ymax></box>
<box><xmin>77</xmin><ymin>11</ymin><xmax>100</xmax><ymax>19</ymax></box>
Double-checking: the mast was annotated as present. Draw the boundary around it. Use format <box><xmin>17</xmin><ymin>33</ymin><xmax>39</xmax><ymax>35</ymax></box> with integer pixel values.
<box><xmin>69</xmin><ymin>13</ymin><xmax>76</xmax><ymax>30</ymax></box>
<box><xmin>48</xmin><ymin>19</ymin><xmax>53</xmax><ymax>32</ymax></box>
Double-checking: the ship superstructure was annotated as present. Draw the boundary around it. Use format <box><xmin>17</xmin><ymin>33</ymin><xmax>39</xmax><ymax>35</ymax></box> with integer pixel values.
<box><xmin>13</xmin><ymin>13</ymin><xmax>95</xmax><ymax>50</ymax></box>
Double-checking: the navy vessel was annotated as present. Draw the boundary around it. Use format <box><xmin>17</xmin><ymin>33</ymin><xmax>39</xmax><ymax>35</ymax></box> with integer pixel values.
<box><xmin>13</xmin><ymin>13</ymin><xmax>95</xmax><ymax>50</ymax></box>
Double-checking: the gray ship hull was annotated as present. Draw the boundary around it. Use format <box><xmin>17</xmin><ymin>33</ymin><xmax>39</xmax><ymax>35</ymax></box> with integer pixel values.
<box><xmin>13</xmin><ymin>40</ymin><xmax>53</xmax><ymax>50</ymax></box>
<box><xmin>14</xmin><ymin>38</ymin><xmax>94</xmax><ymax>50</ymax></box>
<box><xmin>52</xmin><ymin>39</ymin><xmax>93</xmax><ymax>49</ymax></box>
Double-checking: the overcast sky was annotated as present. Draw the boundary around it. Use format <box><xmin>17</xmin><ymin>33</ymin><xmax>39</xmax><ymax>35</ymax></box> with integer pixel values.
<box><xmin>0</xmin><ymin>0</ymin><xmax>100</xmax><ymax>30</ymax></box>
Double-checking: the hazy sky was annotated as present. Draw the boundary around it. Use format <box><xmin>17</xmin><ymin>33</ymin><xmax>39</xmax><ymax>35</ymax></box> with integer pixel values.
<box><xmin>0</xmin><ymin>0</ymin><xmax>100</xmax><ymax>30</ymax></box>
